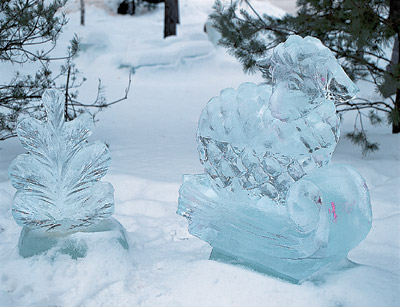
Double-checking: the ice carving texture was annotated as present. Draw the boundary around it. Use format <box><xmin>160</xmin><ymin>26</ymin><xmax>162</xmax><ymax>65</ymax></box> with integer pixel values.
<box><xmin>178</xmin><ymin>36</ymin><xmax>372</xmax><ymax>283</ymax></box>
<box><xmin>9</xmin><ymin>90</ymin><xmax>114</xmax><ymax>233</ymax></box>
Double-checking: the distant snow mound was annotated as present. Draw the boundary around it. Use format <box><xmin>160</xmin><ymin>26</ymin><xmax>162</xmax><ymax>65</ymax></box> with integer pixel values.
<box><xmin>63</xmin><ymin>0</ymin><xmax>123</xmax><ymax>13</ymax></box>
<box><xmin>122</xmin><ymin>39</ymin><xmax>213</xmax><ymax>69</ymax></box>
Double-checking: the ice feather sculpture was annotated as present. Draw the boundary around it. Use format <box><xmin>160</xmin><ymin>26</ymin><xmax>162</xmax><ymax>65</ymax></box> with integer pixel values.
<box><xmin>178</xmin><ymin>36</ymin><xmax>372</xmax><ymax>283</ymax></box>
<box><xmin>9</xmin><ymin>90</ymin><xmax>126</xmax><ymax>258</ymax></box>
<box><xmin>9</xmin><ymin>90</ymin><xmax>114</xmax><ymax>232</ymax></box>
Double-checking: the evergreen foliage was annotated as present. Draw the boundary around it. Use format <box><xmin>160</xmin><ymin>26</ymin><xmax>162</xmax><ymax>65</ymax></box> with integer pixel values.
<box><xmin>0</xmin><ymin>0</ymin><xmax>130</xmax><ymax>141</ymax></box>
<box><xmin>210</xmin><ymin>0</ymin><xmax>400</xmax><ymax>155</ymax></box>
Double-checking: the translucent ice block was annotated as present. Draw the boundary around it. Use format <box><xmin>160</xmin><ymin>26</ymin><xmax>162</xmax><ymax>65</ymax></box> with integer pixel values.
<box><xmin>8</xmin><ymin>90</ymin><xmax>127</xmax><ymax>257</ymax></box>
<box><xmin>9</xmin><ymin>90</ymin><xmax>114</xmax><ymax>232</ymax></box>
<box><xmin>178</xmin><ymin>35</ymin><xmax>372</xmax><ymax>283</ymax></box>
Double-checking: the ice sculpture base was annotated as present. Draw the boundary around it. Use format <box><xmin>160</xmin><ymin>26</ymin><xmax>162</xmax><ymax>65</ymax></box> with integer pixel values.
<box><xmin>18</xmin><ymin>217</ymin><xmax>128</xmax><ymax>259</ymax></box>
<box><xmin>209</xmin><ymin>248</ymin><xmax>356</xmax><ymax>284</ymax></box>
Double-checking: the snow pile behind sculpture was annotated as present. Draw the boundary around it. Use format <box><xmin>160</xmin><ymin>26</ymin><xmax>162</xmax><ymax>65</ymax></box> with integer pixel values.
<box><xmin>177</xmin><ymin>35</ymin><xmax>372</xmax><ymax>283</ymax></box>
<box><xmin>9</xmin><ymin>90</ymin><xmax>128</xmax><ymax>258</ymax></box>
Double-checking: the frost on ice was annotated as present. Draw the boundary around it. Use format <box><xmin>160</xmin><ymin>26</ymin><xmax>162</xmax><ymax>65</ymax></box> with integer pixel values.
<box><xmin>178</xmin><ymin>35</ymin><xmax>372</xmax><ymax>283</ymax></box>
<box><xmin>9</xmin><ymin>90</ymin><xmax>127</xmax><ymax>257</ymax></box>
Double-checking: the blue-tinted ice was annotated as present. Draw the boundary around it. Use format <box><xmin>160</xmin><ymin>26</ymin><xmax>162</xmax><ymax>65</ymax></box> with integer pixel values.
<box><xmin>9</xmin><ymin>90</ymin><xmax>127</xmax><ymax>257</ymax></box>
<box><xmin>177</xmin><ymin>36</ymin><xmax>372</xmax><ymax>283</ymax></box>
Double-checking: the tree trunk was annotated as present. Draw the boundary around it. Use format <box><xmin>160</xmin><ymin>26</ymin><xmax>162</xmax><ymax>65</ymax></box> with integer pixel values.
<box><xmin>80</xmin><ymin>0</ymin><xmax>85</xmax><ymax>26</ymax></box>
<box><xmin>390</xmin><ymin>0</ymin><xmax>400</xmax><ymax>133</ymax></box>
<box><xmin>394</xmin><ymin>88</ymin><xmax>400</xmax><ymax>133</ymax></box>
<box><xmin>175</xmin><ymin>0</ymin><xmax>180</xmax><ymax>24</ymax></box>
<box><xmin>164</xmin><ymin>0</ymin><xmax>179</xmax><ymax>38</ymax></box>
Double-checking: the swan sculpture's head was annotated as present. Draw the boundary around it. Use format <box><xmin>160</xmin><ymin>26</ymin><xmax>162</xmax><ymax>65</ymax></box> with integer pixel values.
<box><xmin>257</xmin><ymin>35</ymin><xmax>358</xmax><ymax>104</ymax></box>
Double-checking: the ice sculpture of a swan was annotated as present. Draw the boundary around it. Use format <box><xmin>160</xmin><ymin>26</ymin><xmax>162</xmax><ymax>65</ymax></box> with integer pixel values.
<box><xmin>177</xmin><ymin>35</ymin><xmax>372</xmax><ymax>283</ymax></box>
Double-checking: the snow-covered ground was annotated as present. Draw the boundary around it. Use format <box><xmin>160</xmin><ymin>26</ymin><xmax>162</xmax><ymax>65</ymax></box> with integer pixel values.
<box><xmin>0</xmin><ymin>1</ymin><xmax>399</xmax><ymax>306</ymax></box>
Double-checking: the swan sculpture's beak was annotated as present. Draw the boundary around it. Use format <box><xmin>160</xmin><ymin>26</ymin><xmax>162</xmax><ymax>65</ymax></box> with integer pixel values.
<box><xmin>326</xmin><ymin>66</ymin><xmax>359</xmax><ymax>103</ymax></box>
